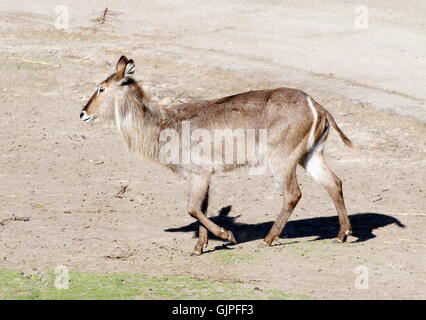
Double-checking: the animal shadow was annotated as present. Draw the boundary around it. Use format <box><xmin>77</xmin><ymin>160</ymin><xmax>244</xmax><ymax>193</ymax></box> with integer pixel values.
<box><xmin>165</xmin><ymin>206</ymin><xmax>405</xmax><ymax>244</ymax></box>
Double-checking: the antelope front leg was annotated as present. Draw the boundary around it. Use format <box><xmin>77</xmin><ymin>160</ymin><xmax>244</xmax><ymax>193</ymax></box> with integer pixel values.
<box><xmin>195</xmin><ymin>185</ymin><xmax>210</xmax><ymax>255</ymax></box>
<box><xmin>187</xmin><ymin>173</ymin><xmax>236</xmax><ymax>256</ymax></box>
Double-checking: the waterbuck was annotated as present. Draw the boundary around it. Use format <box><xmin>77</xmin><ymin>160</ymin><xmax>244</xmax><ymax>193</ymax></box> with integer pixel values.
<box><xmin>80</xmin><ymin>56</ymin><xmax>353</xmax><ymax>255</ymax></box>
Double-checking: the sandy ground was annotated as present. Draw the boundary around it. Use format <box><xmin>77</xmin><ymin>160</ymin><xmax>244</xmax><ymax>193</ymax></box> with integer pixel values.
<box><xmin>0</xmin><ymin>1</ymin><xmax>425</xmax><ymax>299</ymax></box>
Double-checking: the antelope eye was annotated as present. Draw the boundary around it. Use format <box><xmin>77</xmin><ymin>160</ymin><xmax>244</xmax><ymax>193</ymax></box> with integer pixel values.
<box><xmin>99</xmin><ymin>86</ymin><xmax>105</xmax><ymax>93</ymax></box>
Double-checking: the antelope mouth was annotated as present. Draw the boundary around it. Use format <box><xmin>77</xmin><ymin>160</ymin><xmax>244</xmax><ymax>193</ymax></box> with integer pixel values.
<box><xmin>80</xmin><ymin>111</ymin><xmax>94</xmax><ymax>122</ymax></box>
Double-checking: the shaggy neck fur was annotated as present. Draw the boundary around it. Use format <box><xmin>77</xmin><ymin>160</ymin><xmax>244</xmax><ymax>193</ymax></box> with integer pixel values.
<box><xmin>114</xmin><ymin>82</ymin><xmax>163</xmax><ymax>161</ymax></box>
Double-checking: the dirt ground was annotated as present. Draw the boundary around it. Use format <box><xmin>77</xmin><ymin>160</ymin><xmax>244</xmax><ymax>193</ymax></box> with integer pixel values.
<box><xmin>0</xmin><ymin>1</ymin><xmax>425</xmax><ymax>299</ymax></box>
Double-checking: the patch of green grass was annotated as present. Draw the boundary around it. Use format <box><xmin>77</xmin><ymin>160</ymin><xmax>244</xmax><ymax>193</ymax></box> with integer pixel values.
<box><xmin>0</xmin><ymin>269</ymin><xmax>311</xmax><ymax>300</ymax></box>
<box><xmin>284</xmin><ymin>239</ymin><xmax>332</xmax><ymax>256</ymax></box>
<box><xmin>17</xmin><ymin>61</ymin><xmax>48</xmax><ymax>71</ymax></box>
<box><xmin>282</xmin><ymin>238</ymin><xmax>357</xmax><ymax>260</ymax></box>
<box><xmin>214</xmin><ymin>251</ymin><xmax>256</xmax><ymax>264</ymax></box>
<box><xmin>266</xmin><ymin>289</ymin><xmax>311</xmax><ymax>300</ymax></box>
<box><xmin>0</xmin><ymin>60</ymin><xmax>49</xmax><ymax>71</ymax></box>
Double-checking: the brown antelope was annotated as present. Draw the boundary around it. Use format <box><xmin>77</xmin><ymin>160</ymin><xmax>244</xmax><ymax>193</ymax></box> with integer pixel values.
<box><xmin>80</xmin><ymin>56</ymin><xmax>353</xmax><ymax>255</ymax></box>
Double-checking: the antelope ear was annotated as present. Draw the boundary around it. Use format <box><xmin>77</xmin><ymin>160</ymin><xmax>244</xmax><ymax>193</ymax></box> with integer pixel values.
<box><xmin>115</xmin><ymin>56</ymin><xmax>135</xmax><ymax>82</ymax></box>
<box><xmin>115</xmin><ymin>55</ymin><xmax>129</xmax><ymax>80</ymax></box>
<box><xmin>124</xmin><ymin>59</ymin><xmax>135</xmax><ymax>76</ymax></box>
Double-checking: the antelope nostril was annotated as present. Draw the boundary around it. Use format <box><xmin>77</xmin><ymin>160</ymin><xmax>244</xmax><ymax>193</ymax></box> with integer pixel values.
<box><xmin>80</xmin><ymin>111</ymin><xmax>85</xmax><ymax>119</ymax></box>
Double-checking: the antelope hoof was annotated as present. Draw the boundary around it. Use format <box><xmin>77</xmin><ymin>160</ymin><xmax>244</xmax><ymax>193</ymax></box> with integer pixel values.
<box><xmin>257</xmin><ymin>240</ymin><xmax>270</xmax><ymax>248</ymax></box>
<box><xmin>264</xmin><ymin>239</ymin><xmax>273</xmax><ymax>246</ymax></box>
<box><xmin>227</xmin><ymin>231</ymin><xmax>237</xmax><ymax>244</ymax></box>
<box><xmin>263</xmin><ymin>235</ymin><xmax>278</xmax><ymax>246</ymax></box>
<box><xmin>190</xmin><ymin>250</ymin><xmax>203</xmax><ymax>256</ymax></box>
<box><xmin>192</xmin><ymin>242</ymin><xmax>208</xmax><ymax>256</ymax></box>
<box><xmin>334</xmin><ymin>237</ymin><xmax>344</xmax><ymax>243</ymax></box>
<box><xmin>336</xmin><ymin>229</ymin><xmax>351</xmax><ymax>243</ymax></box>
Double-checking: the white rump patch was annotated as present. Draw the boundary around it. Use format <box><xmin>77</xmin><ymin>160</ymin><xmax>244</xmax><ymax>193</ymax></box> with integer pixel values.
<box><xmin>304</xmin><ymin>153</ymin><xmax>333</xmax><ymax>186</ymax></box>
<box><xmin>303</xmin><ymin>119</ymin><xmax>332</xmax><ymax>186</ymax></box>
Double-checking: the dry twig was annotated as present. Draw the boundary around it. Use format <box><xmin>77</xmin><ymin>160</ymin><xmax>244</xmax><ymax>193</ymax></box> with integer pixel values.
<box><xmin>0</xmin><ymin>215</ymin><xmax>30</xmax><ymax>227</ymax></box>
<box><xmin>115</xmin><ymin>185</ymin><xmax>129</xmax><ymax>198</ymax></box>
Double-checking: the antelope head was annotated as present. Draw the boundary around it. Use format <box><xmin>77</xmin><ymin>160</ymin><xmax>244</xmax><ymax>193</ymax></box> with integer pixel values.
<box><xmin>80</xmin><ymin>55</ymin><xmax>136</xmax><ymax>123</ymax></box>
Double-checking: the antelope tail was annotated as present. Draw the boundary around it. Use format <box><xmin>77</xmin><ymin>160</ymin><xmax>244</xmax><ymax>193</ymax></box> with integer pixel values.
<box><xmin>326</xmin><ymin>112</ymin><xmax>354</xmax><ymax>149</ymax></box>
